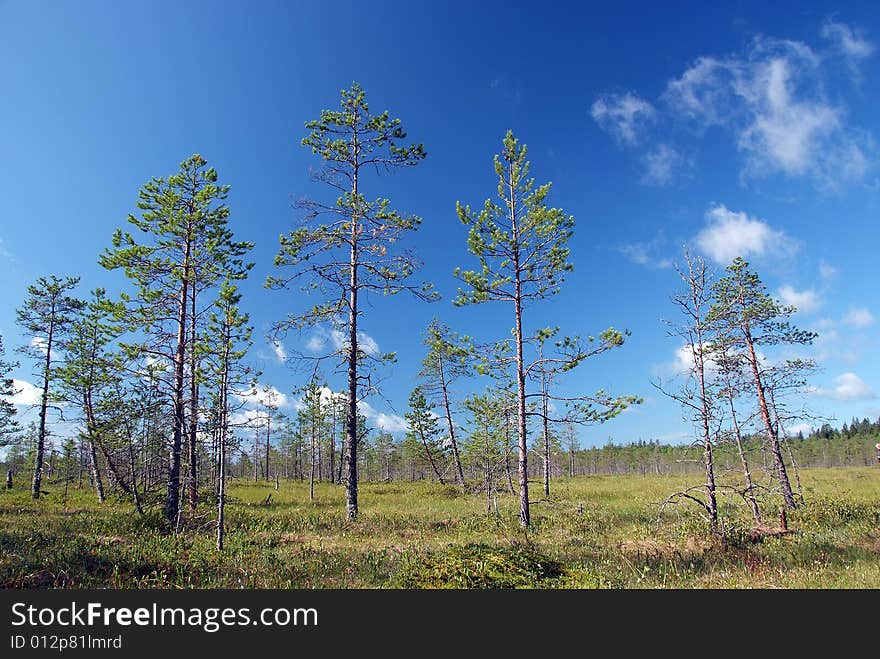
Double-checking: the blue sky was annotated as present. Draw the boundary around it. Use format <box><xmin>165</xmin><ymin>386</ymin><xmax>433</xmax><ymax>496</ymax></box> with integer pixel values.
<box><xmin>1</xmin><ymin>1</ymin><xmax>879</xmax><ymax>448</ymax></box>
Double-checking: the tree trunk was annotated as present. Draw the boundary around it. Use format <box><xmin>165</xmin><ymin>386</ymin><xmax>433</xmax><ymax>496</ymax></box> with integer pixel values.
<box><xmin>744</xmin><ymin>327</ymin><xmax>797</xmax><ymax>510</ymax></box>
<box><xmin>165</xmin><ymin>248</ymin><xmax>191</xmax><ymax>524</ymax></box>
<box><xmin>419</xmin><ymin>426</ymin><xmax>445</xmax><ymax>484</ymax></box>
<box><xmin>88</xmin><ymin>438</ymin><xmax>105</xmax><ymax>504</ymax></box>
<box><xmin>264</xmin><ymin>414</ymin><xmax>271</xmax><ymax>481</ymax></box>
<box><xmin>188</xmin><ymin>283</ymin><xmax>199</xmax><ymax>510</ymax></box>
<box><xmin>769</xmin><ymin>390</ymin><xmax>804</xmax><ymax>505</ymax></box>
<box><xmin>127</xmin><ymin>424</ymin><xmax>143</xmax><ymax>515</ymax></box>
<box><xmin>93</xmin><ymin>438</ymin><xmax>132</xmax><ymax>494</ymax></box>
<box><xmin>503</xmin><ymin>409</ymin><xmax>516</xmax><ymax>496</ymax></box>
<box><xmin>508</xmin><ymin>174</ymin><xmax>530</xmax><ymax>528</ymax></box>
<box><xmin>216</xmin><ymin>358</ymin><xmax>229</xmax><ymax>551</ymax></box>
<box><xmin>344</xmin><ymin>201</ymin><xmax>359</xmax><ymax>521</ymax></box>
<box><xmin>329</xmin><ymin>404</ymin><xmax>336</xmax><ymax>485</ymax></box>
<box><xmin>32</xmin><ymin>317</ymin><xmax>55</xmax><ymax>499</ymax></box>
<box><xmin>253</xmin><ymin>435</ymin><xmax>259</xmax><ymax>482</ymax></box>
<box><xmin>692</xmin><ymin>332</ymin><xmax>717</xmax><ymax>530</ymax></box>
<box><xmin>336</xmin><ymin>427</ymin><xmax>345</xmax><ymax>485</ymax></box>
<box><xmin>438</xmin><ymin>356</ymin><xmax>466</xmax><ymax>488</ymax></box>
<box><xmin>542</xmin><ymin>371</ymin><xmax>551</xmax><ymax>498</ymax></box>
<box><xmin>309</xmin><ymin>417</ymin><xmax>316</xmax><ymax>502</ymax></box>
<box><xmin>485</xmin><ymin>454</ymin><xmax>492</xmax><ymax>514</ymax></box>
<box><xmin>725</xmin><ymin>388</ymin><xmax>761</xmax><ymax>524</ymax></box>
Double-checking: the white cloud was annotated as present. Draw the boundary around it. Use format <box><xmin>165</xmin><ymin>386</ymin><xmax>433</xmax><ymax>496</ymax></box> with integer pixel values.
<box><xmin>357</xmin><ymin>399</ymin><xmax>377</xmax><ymax>418</ymax></box>
<box><xmin>776</xmin><ymin>285</ymin><xmax>820</xmax><ymax>314</ymax></box>
<box><xmin>375</xmin><ymin>413</ymin><xmax>407</xmax><ymax>433</ymax></box>
<box><xmin>228</xmin><ymin>408</ymin><xmax>276</xmax><ymax>431</ymax></box>
<box><xmin>843</xmin><ymin>307</ymin><xmax>875</xmax><ymax>328</ymax></box>
<box><xmin>617</xmin><ymin>242</ymin><xmax>672</xmax><ymax>269</ymax></box>
<box><xmin>329</xmin><ymin>329</ymin><xmax>380</xmax><ymax>357</ymax></box>
<box><xmin>271</xmin><ymin>340</ymin><xmax>287</xmax><ymax>363</ymax></box>
<box><xmin>641</xmin><ymin>144</ymin><xmax>684</xmax><ymax>185</ymax></box>
<box><xmin>811</xmin><ymin>372</ymin><xmax>875</xmax><ymax>401</ymax></box>
<box><xmin>357</xmin><ymin>399</ymin><xmax>407</xmax><ymax>434</ymax></box>
<box><xmin>694</xmin><ymin>204</ymin><xmax>795</xmax><ymax>264</ymax></box>
<box><xmin>664</xmin><ymin>56</ymin><xmax>733</xmax><ymax>125</ymax></box>
<box><xmin>293</xmin><ymin>385</ymin><xmax>343</xmax><ymax>412</ymax></box>
<box><xmin>233</xmin><ymin>384</ymin><xmax>289</xmax><ymax>409</ymax></box>
<box><xmin>819</xmin><ymin>261</ymin><xmax>837</xmax><ymax>280</ymax></box>
<box><xmin>663</xmin><ymin>35</ymin><xmax>871</xmax><ymax>187</ymax></box>
<box><xmin>3</xmin><ymin>379</ymin><xmax>42</xmax><ymax>406</ymax></box>
<box><xmin>304</xmin><ymin>335</ymin><xmax>325</xmax><ymax>353</ymax></box>
<box><xmin>785</xmin><ymin>422</ymin><xmax>813</xmax><ymax>437</ymax></box>
<box><xmin>737</xmin><ymin>56</ymin><xmax>839</xmax><ymax>178</ymax></box>
<box><xmin>591</xmin><ymin>92</ymin><xmax>655</xmax><ymax>145</ymax></box>
<box><xmin>357</xmin><ymin>332</ymin><xmax>380</xmax><ymax>357</ymax></box>
<box><xmin>821</xmin><ymin>20</ymin><xmax>874</xmax><ymax>59</ymax></box>
<box><xmin>662</xmin><ymin>343</ymin><xmax>720</xmax><ymax>378</ymax></box>
<box><xmin>305</xmin><ymin>327</ymin><xmax>380</xmax><ymax>357</ymax></box>
<box><xmin>30</xmin><ymin>337</ymin><xmax>48</xmax><ymax>354</ymax></box>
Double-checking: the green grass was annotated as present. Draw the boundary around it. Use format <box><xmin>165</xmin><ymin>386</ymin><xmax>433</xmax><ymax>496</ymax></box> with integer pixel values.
<box><xmin>1</xmin><ymin>467</ymin><xmax>878</xmax><ymax>588</ymax></box>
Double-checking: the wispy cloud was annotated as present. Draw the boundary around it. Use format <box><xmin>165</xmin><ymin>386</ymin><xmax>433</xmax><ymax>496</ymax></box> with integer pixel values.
<box><xmin>0</xmin><ymin>237</ymin><xmax>13</xmax><ymax>262</ymax></box>
<box><xmin>662</xmin><ymin>32</ymin><xmax>873</xmax><ymax>188</ymax></box>
<box><xmin>591</xmin><ymin>92</ymin><xmax>655</xmax><ymax>145</ymax></box>
<box><xmin>843</xmin><ymin>307</ymin><xmax>875</xmax><ymax>328</ymax></box>
<box><xmin>304</xmin><ymin>327</ymin><xmax>380</xmax><ymax>357</ymax></box>
<box><xmin>641</xmin><ymin>144</ymin><xmax>685</xmax><ymax>186</ymax></box>
<box><xmin>776</xmin><ymin>285</ymin><xmax>820</xmax><ymax>314</ymax></box>
<box><xmin>821</xmin><ymin>20</ymin><xmax>874</xmax><ymax>60</ymax></box>
<box><xmin>694</xmin><ymin>204</ymin><xmax>797</xmax><ymax>264</ymax></box>
<box><xmin>271</xmin><ymin>340</ymin><xmax>287</xmax><ymax>363</ymax></box>
<box><xmin>810</xmin><ymin>372</ymin><xmax>875</xmax><ymax>400</ymax></box>
<box><xmin>617</xmin><ymin>241</ymin><xmax>672</xmax><ymax>269</ymax></box>
<box><xmin>819</xmin><ymin>261</ymin><xmax>837</xmax><ymax>280</ymax></box>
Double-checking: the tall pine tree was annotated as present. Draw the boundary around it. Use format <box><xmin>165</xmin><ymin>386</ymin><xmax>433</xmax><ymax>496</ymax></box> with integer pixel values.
<box><xmin>267</xmin><ymin>83</ymin><xmax>435</xmax><ymax>520</ymax></box>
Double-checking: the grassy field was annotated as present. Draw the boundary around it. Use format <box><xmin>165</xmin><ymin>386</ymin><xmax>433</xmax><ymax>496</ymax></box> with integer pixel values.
<box><xmin>1</xmin><ymin>467</ymin><xmax>878</xmax><ymax>588</ymax></box>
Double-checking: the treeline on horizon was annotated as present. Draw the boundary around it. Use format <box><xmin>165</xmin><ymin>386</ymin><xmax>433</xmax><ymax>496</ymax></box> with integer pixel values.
<box><xmin>0</xmin><ymin>82</ymin><xmax>863</xmax><ymax>550</ymax></box>
<box><xmin>2</xmin><ymin>415</ymin><xmax>876</xmax><ymax>488</ymax></box>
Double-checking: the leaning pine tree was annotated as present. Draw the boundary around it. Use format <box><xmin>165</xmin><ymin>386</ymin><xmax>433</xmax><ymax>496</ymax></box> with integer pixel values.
<box><xmin>708</xmin><ymin>257</ymin><xmax>816</xmax><ymax>511</ymax></box>
<box><xmin>267</xmin><ymin>82</ymin><xmax>435</xmax><ymax>521</ymax></box>
<box><xmin>405</xmin><ymin>387</ymin><xmax>446</xmax><ymax>484</ymax></box>
<box><xmin>417</xmin><ymin>320</ymin><xmax>472</xmax><ymax>488</ymax></box>
<box><xmin>54</xmin><ymin>288</ymin><xmax>129</xmax><ymax>504</ymax></box>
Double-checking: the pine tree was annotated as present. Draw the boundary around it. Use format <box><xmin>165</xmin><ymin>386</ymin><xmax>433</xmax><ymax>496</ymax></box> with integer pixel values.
<box><xmin>101</xmin><ymin>154</ymin><xmax>252</xmax><ymax>524</ymax></box>
<box><xmin>55</xmin><ymin>288</ymin><xmax>128</xmax><ymax>504</ymax></box>
<box><xmin>708</xmin><ymin>257</ymin><xmax>816</xmax><ymax>510</ymax></box>
<box><xmin>418</xmin><ymin>320</ymin><xmax>471</xmax><ymax>488</ymax></box>
<box><xmin>204</xmin><ymin>279</ymin><xmax>252</xmax><ymax>551</ymax></box>
<box><xmin>267</xmin><ymin>83</ymin><xmax>435</xmax><ymax>520</ymax></box>
<box><xmin>15</xmin><ymin>275</ymin><xmax>84</xmax><ymax>498</ymax></box>
<box><xmin>455</xmin><ymin>132</ymin><xmax>635</xmax><ymax>526</ymax></box>
<box><xmin>0</xmin><ymin>335</ymin><xmax>20</xmax><ymax>442</ymax></box>
<box><xmin>462</xmin><ymin>390</ymin><xmax>507</xmax><ymax>513</ymax></box>
<box><xmin>405</xmin><ymin>387</ymin><xmax>446</xmax><ymax>484</ymax></box>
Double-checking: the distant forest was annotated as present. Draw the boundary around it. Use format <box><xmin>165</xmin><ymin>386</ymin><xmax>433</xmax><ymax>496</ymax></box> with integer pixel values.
<box><xmin>3</xmin><ymin>415</ymin><xmax>876</xmax><ymax>495</ymax></box>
